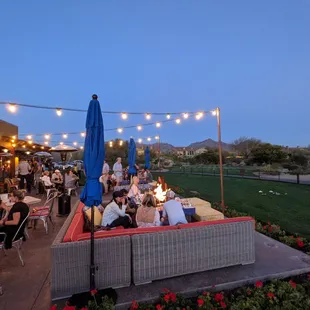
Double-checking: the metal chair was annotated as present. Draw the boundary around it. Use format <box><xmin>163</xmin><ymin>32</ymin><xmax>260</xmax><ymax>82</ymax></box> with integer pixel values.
<box><xmin>41</xmin><ymin>181</ymin><xmax>57</xmax><ymax>198</ymax></box>
<box><xmin>65</xmin><ymin>179</ymin><xmax>78</xmax><ymax>196</ymax></box>
<box><xmin>0</xmin><ymin>211</ymin><xmax>30</xmax><ymax>266</ymax></box>
<box><xmin>28</xmin><ymin>191</ymin><xmax>58</xmax><ymax>234</ymax></box>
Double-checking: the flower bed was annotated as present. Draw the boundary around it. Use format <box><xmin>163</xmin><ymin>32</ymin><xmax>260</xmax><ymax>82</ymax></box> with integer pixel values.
<box><xmin>211</xmin><ymin>202</ymin><xmax>310</xmax><ymax>255</ymax></box>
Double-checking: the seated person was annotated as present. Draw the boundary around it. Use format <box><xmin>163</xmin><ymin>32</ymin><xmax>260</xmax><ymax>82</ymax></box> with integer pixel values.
<box><xmin>161</xmin><ymin>190</ymin><xmax>187</xmax><ymax>226</ymax></box>
<box><xmin>65</xmin><ymin>169</ymin><xmax>79</xmax><ymax>187</ymax></box>
<box><xmin>40</xmin><ymin>171</ymin><xmax>54</xmax><ymax>188</ymax></box>
<box><xmin>145</xmin><ymin>169</ymin><xmax>153</xmax><ymax>183</ymax></box>
<box><xmin>0</xmin><ymin>190</ymin><xmax>29</xmax><ymax>249</ymax></box>
<box><xmin>51</xmin><ymin>170</ymin><xmax>63</xmax><ymax>190</ymax></box>
<box><xmin>101</xmin><ymin>191</ymin><xmax>131</xmax><ymax>229</ymax></box>
<box><xmin>136</xmin><ymin>194</ymin><xmax>160</xmax><ymax>228</ymax></box>
<box><xmin>128</xmin><ymin>176</ymin><xmax>142</xmax><ymax>205</ymax></box>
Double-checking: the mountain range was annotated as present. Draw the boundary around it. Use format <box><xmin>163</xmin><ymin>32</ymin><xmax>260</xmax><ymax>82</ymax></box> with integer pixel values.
<box><xmin>146</xmin><ymin>138</ymin><xmax>232</xmax><ymax>153</ymax></box>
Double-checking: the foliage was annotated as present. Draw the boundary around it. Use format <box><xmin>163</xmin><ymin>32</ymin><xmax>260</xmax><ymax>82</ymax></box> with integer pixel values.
<box><xmin>189</xmin><ymin>150</ymin><xmax>224</xmax><ymax>165</ymax></box>
<box><xmin>129</xmin><ymin>278</ymin><xmax>310</xmax><ymax>309</ymax></box>
<box><xmin>250</xmin><ymin>143</ymin><xmax>287</xmax><ymax>165</ymax></box>
<box><xmin>232</xmin><ymin>137</ymin><xmax>262</xmax><ymax>158</ymax></box>
<box><xmin>288</xmin><ymin>151</ymin><xmax>309</xmax><ymax>167</ymax></box>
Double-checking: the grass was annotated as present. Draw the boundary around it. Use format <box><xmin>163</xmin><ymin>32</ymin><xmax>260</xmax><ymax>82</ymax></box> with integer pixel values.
<box><xmin>153</xmin><ymin>173</ymin><xmax>310</xmax><ymax>238</ymax></box>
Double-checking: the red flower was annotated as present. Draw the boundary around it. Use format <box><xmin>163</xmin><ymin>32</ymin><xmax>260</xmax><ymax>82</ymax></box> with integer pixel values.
<box><xmin>220</xmin><ymin>301</ymin><xmax>227</xmax><ymax>309</ymax></box>
<box><xmin>297</xmin><ymin>240</ymin><xmax>304</xmax><ymax>248</ymax></box>
<box><xmin>156</xmin><ymin>305</ymin><xmax>163</xmax><ymax>310</ymax></box>
<box><xmin>247</xmin><ymin>289</ymin><xmax>252</xmax><ymax>295</ymax></box>
<box><xmin>197</xmin><ymin>299</ymin><xmax>204</xmax><ymax>307</ymax></box>
<box><xmin>268</xmin><ymin>227</ymin><xmax>273</xmax><ymax>233</ymax></box>
<box><xmin>90</xmin><ymin>289</ymin><xmax>98</xmax><ymax>296</ymax></box>
<box><xmin>169</xmin><ymin>292</ymin><xmax>177</xmax><ymax>303</ymax></box>
<box><xmin>162</xmin><ymin>288</ymin><xmax>170</xmax><ymax>293</ymax></box>
<box><xmin>214</xmin><ymin>293</ymin><xmax>224</xmax><ymax>302</ymax></box>
<box><xmin>263</xmin><ymin>226</ymin><xmax>267</xmax><ymax>230</ymax></box>
<box><xmin>63</xmin><ymin>306</ymin><xmax>75</xmax><ymax>310</ymax></box>
<box><xmin>50</xmin><ymin>306</ymin><xmax>57</xmax><ymax>310</ymax></box>
<box><xmin>267</xmin><ymin>292</ymin><xmax>275</xmax><ymax>299</ymax></box>
<box><xmin>267</xmin><ymin>222</ymin><xmax>270</xmax><ymax>225</ymax></box>
<box><xmin>289</xmin><ymin>280</ymin><xmax>296</xmax><ymax>289</ymax></box>
<box><xmin>164</xmin><ymin>294</ymin><xmax>170</xmax><ymax>303</ymax></box>
<box><xmin>131</xmin><ymin>300</ymin><xmax>139</xmax><ymax>310</ymax></box>
<box><xmin>202</xmin><ymin>291</ymin><xmax>210</xmax><ymax>296</ymax></box>
<box><xmin>255</xmin><ymin>281</ymin><xmax>263</xmax><ymax>288</ymax></box>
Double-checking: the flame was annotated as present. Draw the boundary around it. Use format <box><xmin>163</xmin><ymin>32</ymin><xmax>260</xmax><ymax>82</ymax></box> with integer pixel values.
<box><xmin>154</xmin><ymin>183</ymin><xmax>170</xmax><ymax>202</ymax></box>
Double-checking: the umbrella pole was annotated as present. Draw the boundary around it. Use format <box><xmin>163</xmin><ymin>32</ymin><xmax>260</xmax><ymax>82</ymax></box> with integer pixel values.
<box><xmin>90</xmin><ymin>205</ymin><xmax>96</xmax><ymax>290</ymax></box>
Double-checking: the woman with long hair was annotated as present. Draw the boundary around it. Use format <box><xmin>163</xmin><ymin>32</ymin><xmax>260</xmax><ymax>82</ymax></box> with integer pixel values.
<box><xmin>136</xmin><ymin>194</ymin><xmax>160</xmax><ymax>228</ymax></box>
<box><xmin>0</xmin><ymin>190</ymin><xmax>29</xmax><ymax>249</ymax></box>
<box><xmin>128</xmin><ymin>176</ymin><xmax>141</xmax><ymax>205</ymax></box>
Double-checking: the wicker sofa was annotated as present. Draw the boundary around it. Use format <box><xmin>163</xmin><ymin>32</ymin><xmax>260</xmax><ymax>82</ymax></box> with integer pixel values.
<box><xmin>51</xmin><ymin>201</ymin><xmax>255</xmax><ymax>299</ymax></box>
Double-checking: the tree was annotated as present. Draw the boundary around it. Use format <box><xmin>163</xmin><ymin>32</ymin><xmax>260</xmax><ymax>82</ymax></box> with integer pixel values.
<box><xmin>250</xmin><ymin>143</ymin><xmax>287</xmax><ymax>164</ymax></box>
<box><xmin>289</xmin><ymin>150</ymin><xmax>309</xmax><ymax>167</ymax></box>
<box><xmin>190</xmin><ymin>150</ymin><xmax>224</xmax><ymax>165</ymax></box>
<box><xmin>232</xmin><ymin>137</ymin><xmax>262</xmax><ymax>158</ymax></box>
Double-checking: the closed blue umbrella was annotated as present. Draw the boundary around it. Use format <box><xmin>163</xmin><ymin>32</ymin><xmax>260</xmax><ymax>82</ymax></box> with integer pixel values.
<box><xmin>145</xmin><ymin>146</ymin><xmax>151</xmax><ymax>169</ymax></box>
<box><xmin>128</xmin><ymin>138</ymin><xmax>136</xmax><ymax>176</ymax></box>
<box><xmin>80</xmin><ymin>94</ymin><xmax>104</xmax><ymax>290</ymax></box>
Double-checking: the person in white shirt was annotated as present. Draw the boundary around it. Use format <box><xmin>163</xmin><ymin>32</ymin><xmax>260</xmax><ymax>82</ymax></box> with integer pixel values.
<box><xmin>128</xmin><ymin>176</ymin><xmax>142</xmax><ymax>205</ymax></box>
<box><xmin>100</xmin><ymin>160</ymin><xmax>110</xmax><ymax>195</ymax></box>
<box><xmin>101</xmin><ymin>191</ymin><xmax>131</xmax><ymax>228</ymax></box>
<box><xmin>17</xmin><ymin>158</ymin><xmax>31</xmax><ymax>192</ymax></box>
<box><xmin>162</xmin><ymin>190</ymin><xmax>187</xmax><ymax>226</ymax></box>
<box><xmin>136</xmin><ymin>194</ymin><xmax>160</xmax><ymax>228</ymax></box>
<box><xmin>40</xmin><ymin>171</ymin><xmax>53</xmax><ymax>188</ymax></box>
<box><xmin>51</xmin><ymin>170</ymin><xmax>63</xmax><ymax>190</ymax></box>
<box><xmin>113</xmin><ymin>157</ymin><xmax>123</xmax><ymax>186</ymax></box>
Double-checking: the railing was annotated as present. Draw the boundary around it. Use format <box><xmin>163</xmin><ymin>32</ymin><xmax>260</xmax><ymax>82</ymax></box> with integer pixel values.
<box><xmin>165</xmin><ymin>166</ymin><xmax>310</xmax><ymax>185</ymax></box>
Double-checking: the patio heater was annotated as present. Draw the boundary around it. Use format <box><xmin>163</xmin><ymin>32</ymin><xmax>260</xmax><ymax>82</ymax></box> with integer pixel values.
<box><xmin>50</xmin><ymin>144</ymin><xmax>78</xmax><ymax>216</ymax></box>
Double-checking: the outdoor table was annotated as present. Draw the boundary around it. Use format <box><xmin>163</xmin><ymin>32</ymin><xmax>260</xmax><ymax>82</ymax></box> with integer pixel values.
<box><xmin>5</xmin><ymin>196</ymin><xmax>41</xmax><ymax>207</ymax></box>
<box><xmin>156</xmin><ymin>204</ymin><xmax>196</xmax><ymax>222</ymax></box>
<box><xmin>114</xmin><ymin>184</ymin><xmax>151</xmax><ymax>192</ymax></box>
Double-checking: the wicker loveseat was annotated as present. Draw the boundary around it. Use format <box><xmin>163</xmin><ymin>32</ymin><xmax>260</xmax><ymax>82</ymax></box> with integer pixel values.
<box><xmin>51</xmin><ymin>201</ymin><xmax>255</xmax><ymax>300</ymax></box>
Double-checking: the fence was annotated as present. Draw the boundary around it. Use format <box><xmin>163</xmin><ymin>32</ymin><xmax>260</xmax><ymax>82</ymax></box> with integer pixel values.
<box><xmin>167</xmin><ymin>166</ymin><xmax>310</xmax><ymax>185</ymax></box>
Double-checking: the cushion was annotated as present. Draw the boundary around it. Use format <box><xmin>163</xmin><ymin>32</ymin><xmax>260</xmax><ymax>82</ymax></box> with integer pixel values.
<box><xmin>85</xmin><ymin>207</ymin><xmax>102</xmax><ymax>226</ymax></box>
<box><xmin>193</xmin><ymin>205</ymin><xmax>224</xmax><ymax>221</ymax></box>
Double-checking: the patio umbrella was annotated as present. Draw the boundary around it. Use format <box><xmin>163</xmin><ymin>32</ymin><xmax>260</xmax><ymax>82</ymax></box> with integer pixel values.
<box><xmin>128</xmin><ymin>138</ymin><xmax>136</xmax><ymax>177</ymax></box>
<box><xmin>145</xmin><ymin>146</ymin><xmax>151</xmax><ymax>169</ymax></box>
<box><xmin>80</xmin><ymin>95</ymin><xmax>105</xmax><ymax>290</ymax></box>
<box><xmin>34</xmin><ymin>151</ymin><xmax>52</xmax><ymax>157</ymax></box>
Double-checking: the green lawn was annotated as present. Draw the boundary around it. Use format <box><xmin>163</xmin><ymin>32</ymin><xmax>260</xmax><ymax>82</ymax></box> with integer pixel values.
<box><xmin>153</xmin><ymin>173</ymin><xmax>310</xmax><ymax>238</ymax></box>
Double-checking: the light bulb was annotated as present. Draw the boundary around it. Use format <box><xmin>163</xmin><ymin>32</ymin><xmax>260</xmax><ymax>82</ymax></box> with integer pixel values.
<box><xmin>166</xmin><ymin>114</ymin><xmax>171</xmax><ymax>119</ymax></box>
<box><xmin>109</xmin><ymin>141</ymin><xmax>113</xmax><ymax>147</ymax></box>
<box><xmin>147</xmin><ymin>137</ymin><xmax>151</xmax><ymax>141</ymax></box>
<box><xmin>119</xmin><ymin>140</ymin><xmax>123</xmax><ymax>146</ymax></box>
<box><xmin>32</xmin><ymin>146</ymin><xmax>35</xmax><ymax>149</ymax></box>
<box><xmin>138</xmin><ymin>139</ymin><xmax>142</xmax><ymax>143</ymax></box>
<box><xmin>183</xmin><ymin>113</ymin><xmax>189</xmax><ymax>119</ymax></box>
<box><xmin>81</xmin><ymin>132</ymin><xmax>86</xmax><ymax>137</ymax></box>
<box><xmin>27</xmin><ymin>135</ymin><xmax>32</xmax><ymax>140</ymax></box>
<box><xmin>196</xmin><ymin>112</ymin><xmax>204</xmax><ymax>120</ymax></box>
<box><xmin>12</xmin><ymin>143</ymin><xmax>16</xmax><ymax>147</ymax></box>
<box><xmin>44</xmin><ymin>141</ymin><xmax>49</xmax><ymax>145</ymax></box>
<box><xmin>3</xmin><ymin>149</ymin><xmax>8</xmax><ymax>153</ymax></box>
<box><xmin>121</xmin><ymin>113</ymin><xmax>128</xmax><ymax>120</ymax></box>
<box><xmin>117</xmin><ymin>128</ymin><xmax>123</xmax><ymax>133</ymax></box>
<box><xmin>41</xmin><ymin>146</ymin><xmax>44</xmax><ymax>150</ymax></box>
<box><xmin>137</xmin><ymin>125</ymin><xmax>142</xmax><ymax>131</ymax></box>
<box><xmin>63</xmin><ymin>134</ymin><xmax>68</xmax><ymax>139</ymax></box>
<box><xmin>12</xmin><ymin>136</ymin><xmax>16</xmax><ymax>139</ymax></box>
<box><xmin>60</xmin><ymin>142</ymin><xmax>64</xmax><ymax>145</ymax></box>
<box><xmin>156</xmin><ymin>122</ymin><xmax>161</xmax><ymax>128</ymax></box>
<box><xmin>28</xmin><ymin>140</ymin><xmax>33</xmax><ymax>144</ymax></box>
<box><xmin>22</xmin><ymin>145</ymin><xmax>26</xmax><ymax>148</ymax></box>
<box><xmin>56</xmin><ymin>109</ymin><xmax>62</xmax><ymax>116</ymax></box>
<box><xmin>44</xmin><ymin>134</ymin><xmax>50</xmax><ymax>140</ymax></box>
<box><xmin>8</xmin><ymin>104</ymin><xmax>17</xmax><ymax>113</ymax></box>
<box><xmin>26</xmin><ymin>151</ymin><xmax>30</xmax><ymax>155</ymax></box>
<box><xmin>155</xmin><ymin>136</ymin><xmax>159</xmax><ymax>140</ymax></box>
<box><xmin>176</xmin><ymin>118</ymin><xmax>181</xmax><ymax>124</ymax></box>
<box><xmin>73</xmin><ymin>142</ymin><xmax>77</xmax><ymax>146</ymax></box>
<box><xmin>211</xmin><ymin>110</ymin><xmax>217</xmax><ymax>116</ymax></box>
<box><xmin>145</xmin><ymin>113</ymin><xmax>151</xmax><ymax>120</ymax></box>
<box><xmin>80</xmin><ymin>146</ymin><xmax>84</xmax><ymax>150</ymax></box>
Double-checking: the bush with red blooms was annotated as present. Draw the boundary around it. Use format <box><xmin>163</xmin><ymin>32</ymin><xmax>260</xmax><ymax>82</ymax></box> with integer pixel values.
<box><xmin>128</xmin><ymin>276</ymin><xmax>310</xmax><ymax>310</ymax></box>
<box><xmin>212</xmin><ymin>202</ymin><xmax>310</xmax><ymax>255</ymax></box>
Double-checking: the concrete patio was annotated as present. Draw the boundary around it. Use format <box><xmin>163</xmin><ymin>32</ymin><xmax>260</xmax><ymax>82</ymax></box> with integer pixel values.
<box><xmin>1</xmin><ymin>192</ymin><xmax>310</xmax><ymax>310</ymax></box>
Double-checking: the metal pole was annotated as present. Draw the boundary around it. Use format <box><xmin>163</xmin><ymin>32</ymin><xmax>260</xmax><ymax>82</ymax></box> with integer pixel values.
<box><xmin>158</xmin><ymin>135</ymin><xmax>161</xmax><ymax>170</ymax></box>
<box><xmin>90</xmin><ymin>205</ymin><xmax>95</xmax><ymax>290</ymax></box>
<box><xmin>216</xmin><ymin>107</ymin><xmax>225</xmax><ymax>213</ymax></box>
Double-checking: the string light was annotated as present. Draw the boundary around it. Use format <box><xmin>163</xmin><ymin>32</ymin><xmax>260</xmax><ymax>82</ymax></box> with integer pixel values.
<box><xmin>138</xmin><ymin>139</ymin><xmax>142</xmax><ymax>143</ymax></box>
<box><xmin>12</xmin><ymin>143</ymin><xmax>16</xmax><ymax>147</ymax></box>
<box><xmin>73</xmin><ymin>142</ymin><xmax>78</xmax><ymax>146</ymax></box>
<box><xmin>27</xmin><ymin>135</ymin><xmax>32</xmax><ymax>140</ymax></box>
<box><xmin>109</xmin><ymin>141</ymin><xmax>113</xmax><ymax>147</ymax></box>
<box><xmin>44</xmin><ymin>134</ymin><xmax>50</xmax><ymax>139</ymax></box>
<box><xmin>195</xmin><ymin>112</ymin><xmax>203</xmax><ymax>120</ymax></box>
<box><xmin>80</xmin><ymin>146</ymin><xmax>84</xmax><ymax>150</ymax></box>
<box><xmin>11</xmin><ymin>139</ymin><xmax>15</xmax><ymax>143</ymax></box>
<box><xmin>28</xmin><ymin>140</ymin><xmax>33</xmax><ymax>144</ymax></box>
<box><xmin>41</xmin><ymin>146</ymin><xmax>44</xmax><ymax>149</ymax></box>
<box><xmin>137</xmin><ymin>125</ymin><xmax>142</xmax><ymax>131</ymax></box>
<box><xmin>145</xmin><ymin>113</ymin><xmax>151</xmax><ymax>120</ymax></box>
<box><xmin>32</xmin><ymin>146</ymin><xmax>35</xmax><ymax>149</ymax></box>
<box><xmin>22</xmin><ymin>145</ymin><xmax>26</xmax><ymax>148</ymax></box>
<box><xmin>155</xmin><ymin>136</ymin><xmax>159</xmax><ymax>140</ymax></box>
<box><xmin>121</xmin><ymin>113</ymin><xmax>128</xmax><ymax>120</ymax></box>
<box><xmin>44</xmin><ymin>141</ymin><xmax>49</xmax><ymax>145</ymax></box>
<box><xmin>117</xmin><ymin>128</ymin><xmax>123</xmax><ymax>133</ymax></box>
<box><xmin>183</xmin><ymin>113</ymin><xmax>189</xmax><ymax>119</ymax></box>
<box><xmin>81</xmin><ymin>132</ymin><xmax>86</xmax><ymax>137</ymax></box>
<box><xmin>12</xmin><ymin>135</ymin><xmax>16</xmax><ymax>139</ymax></box>
<box><xmin>147</xmin><ymin>137</ymin><xmax>151</xmax><ymax>141</ymax></box>
<box><xmin>176</xmin><ymin>118</ymin><xmax>181</xmax><ymax>124</ymax></box>
<box><xmin>119</xmin><ymin>140</ymin><xmax>123</xmax><ymax>146</ymax></box>
<box><xmin>211</xmin><ymin>110</ymin><xmax>217</xmax><ymax>116</ymax></box>
<box><xmin>7</xmin><ymin>104</ymin><xmax>17</xmax><ymax>113</ymax></box>
<box><xmin>56</xmin><ymin>108</ymin><xmax>62</xmax><ymax>116</ymax></box>
<box><xmin>63</xmin><ymin>134</ymin><xmax>68</xmax><ymax>139</ymax></box>
<box><xmin>3</xmin><ymin>149</ymin><xmax>8</xmax><ymax>153</ymax></box>
<box><xmin>156</xmin><ymin>122</ymin><xmax>161</xmax><ymax>128</ymax></box>
<box><xmin>166</xmin><ymin>114</ymin><xmax>171</xmax><ymax>119</ymax></box>
<box><xmin>60</xmin><ymin>142</ymin><xmax>64</xmax><ymax>145</ymax></box>
<box><xmin>26</xmin><ymin>151</ymin><xmax>30</xmax><ymax>155</ymax></box>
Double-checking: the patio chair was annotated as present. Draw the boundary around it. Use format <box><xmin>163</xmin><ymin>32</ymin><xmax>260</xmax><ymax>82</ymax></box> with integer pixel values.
<box><xmin>0</xmin><ymin>211</ymin><xmax>30</xmax><ymax>266</ymax></box>
<box><xmin>4</xmin><ymin>178</ymin><xmax>18</xmax><ymax>193</ymax></box>
<box><xmin>28</xmin><ymin>191</ymin><xmax>58</xmax><ymax>234</ymax></box>
<box><xmin>41</xmin><ymin>181</ymin><xmax>57</xmax><ymax>198</ymax></box>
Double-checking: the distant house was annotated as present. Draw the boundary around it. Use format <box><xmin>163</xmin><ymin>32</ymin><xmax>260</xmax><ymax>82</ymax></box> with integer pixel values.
<box><xmin>173</xmin><ymin>147</ymin><xmax>195</xmax><ymax>157</ymax></box>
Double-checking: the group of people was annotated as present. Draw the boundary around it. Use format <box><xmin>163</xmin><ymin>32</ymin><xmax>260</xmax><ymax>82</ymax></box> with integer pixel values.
<box><xmin>100</xmin><ymin>187</ymin><xmax>188</xmax><ymax>229</ymax></box>
<box><xmin>99</xmin><ymin>157</ymin><xmax>153</xmax><ymax>194</ymax></box>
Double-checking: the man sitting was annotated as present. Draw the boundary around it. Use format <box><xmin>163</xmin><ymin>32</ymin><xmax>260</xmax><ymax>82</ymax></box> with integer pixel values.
<box><xmin>161</xmin><ymin>190</ymin><xmax>187</xmax><ymax>226</ymax></box>
<box><xmin>40</xmin><ymin>171</ymin><xmax>54</xmax><ymax>188</ymax></box>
